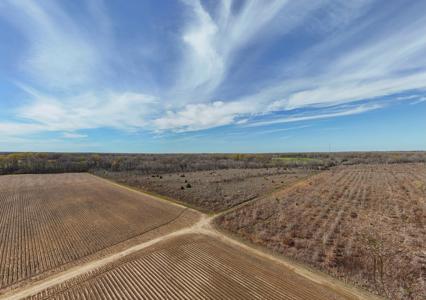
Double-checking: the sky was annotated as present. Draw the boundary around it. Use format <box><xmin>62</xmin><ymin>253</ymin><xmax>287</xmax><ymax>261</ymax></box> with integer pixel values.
<box><xmin>0</xmin><ymin>0</ymin><xmax>425</xmax><ymax>153</ymax></box>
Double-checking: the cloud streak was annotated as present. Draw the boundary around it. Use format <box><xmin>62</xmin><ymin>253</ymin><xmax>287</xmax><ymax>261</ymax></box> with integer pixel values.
<box><xmin>1</xmin><ymin>0</ymin><xmax>106</xmax><ymax>89</ymax></box>
<box><xmin>173</xmin><ymin>0</ymin><xmax>296</xmax><ymax>102</ymax></box>
<box><xmin>63</xmin><ymin>132</ymin><xmax>88</xmax><ymax>139</ymax></box>
<box><xmin>247</xmin><ymin>104</ymin><xmax>383</xmax><ymax>127</ymax></box>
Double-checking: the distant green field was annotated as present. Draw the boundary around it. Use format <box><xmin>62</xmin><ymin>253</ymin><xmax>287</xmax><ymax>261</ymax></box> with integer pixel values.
<box><xmin>272</xmin><ymin>157</ymin><xmax>323</xmax><ymax>164</ymax></box>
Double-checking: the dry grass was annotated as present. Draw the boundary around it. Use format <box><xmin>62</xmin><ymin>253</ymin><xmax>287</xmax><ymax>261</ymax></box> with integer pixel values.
<box><xmin>96</xmin><ymin>167</ymin><xmax>314</xmax><ymax>212</ymax></box>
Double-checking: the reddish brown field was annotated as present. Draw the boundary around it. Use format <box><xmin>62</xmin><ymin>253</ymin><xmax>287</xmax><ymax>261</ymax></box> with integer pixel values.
<box><xmin>97</xmin><ymin>167</ymin><xmax>314</xmax><ymax>212</ymax></box>
<box><xmin>0</xmin><ymin>173</ymin><xmax>198</xmax><ymax>292</ymax></box>
<box><xmin>217</xmin><ymin>163</ymin><xmax>426</xmax><ymax>299</ymax></box>
<box><xmin>24</xmin><ymin>234</ymin><xmax>356</xmax><ymax>300</ymax></box>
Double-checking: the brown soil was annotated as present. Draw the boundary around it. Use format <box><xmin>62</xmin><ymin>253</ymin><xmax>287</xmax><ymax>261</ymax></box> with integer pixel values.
<box><xmin>22</xmin><ymin>234</ymin><xmax>359</xmax><ymax>300</ymax></box>
<box><xmin>216</xmin><ymin>163</ymin><xmax>426</xmax><ymax>299</ymax></box>
<box><xmin>0</xmin><ymin>173</ymin><xmax>200</xmax><ymax>293</ymax></box>
<box><xmin>96</xmin><ymin>167</ymin><xmax>314</xmax><ymax>212</ymax></box>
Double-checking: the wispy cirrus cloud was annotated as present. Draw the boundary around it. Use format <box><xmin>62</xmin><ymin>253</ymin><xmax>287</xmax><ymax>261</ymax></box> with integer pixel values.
<box><xmin>0</xmin><ymin>0</ymin><xmax>425</xmax><ymax>142</ymax></box>
<box><xmin>0</xmin><ymin>0</ymin><xmax>155</xmax><ymax>137</ymax></box>
<box><xmin>0</xmin><ymin>0</ymin><xmax>106</xmax><ymax>89</ymax></box>
<box><xmin>17</xmin><ymin>86</ymin><xmax>157</xmax><ymax>133</ymax></box>
<box><xmin>246</xmin><ymin>2</ymin><xmax>426</xmax><ymax>111</ymax></box>
<box><xmin>410</xmin><ymin>97</ymin><xmax>426</xmax><ymax>105</ymax></box>
<box><xmin>153</xmin><ymin>100</ymin><xmax>256</xmax><ymax>132</ymax></box>
<box><xmin>173</xmin><ymin>0</ymin><xmax>329</xmax><ymax>102</ymax></box>
<box><xmin>247</xmin><ymin>103</ymin><xmax>383</xmax><ymax>127</ymax></box>
<box><xmin>151</xmin><ymin>0</ymin><xmax>426</xmax><ymax>132</ymax></box>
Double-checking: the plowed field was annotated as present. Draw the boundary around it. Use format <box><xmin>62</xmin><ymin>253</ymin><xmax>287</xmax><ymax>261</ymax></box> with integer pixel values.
<box><xmin>0</xmin><ymin>173</ymin><xmax>197</xmax><ymax>291</ymax></box>
<box><xmin>23</xmin><ymin>234</ymin><xmax>356</xmax><ymax>300</ymax></box>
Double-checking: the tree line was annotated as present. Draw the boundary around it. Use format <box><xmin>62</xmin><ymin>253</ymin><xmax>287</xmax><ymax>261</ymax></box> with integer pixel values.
<box><xmin>0</xmin><ymin>151</ymin><xmax>425</xmax><ymax>175</ymax></box>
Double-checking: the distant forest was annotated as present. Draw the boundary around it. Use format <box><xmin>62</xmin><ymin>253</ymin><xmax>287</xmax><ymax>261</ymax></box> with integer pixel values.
<box><xmin>0</xmin><ymin>152</ymin><xmax>425</xmax><ymax>175</ymax></box>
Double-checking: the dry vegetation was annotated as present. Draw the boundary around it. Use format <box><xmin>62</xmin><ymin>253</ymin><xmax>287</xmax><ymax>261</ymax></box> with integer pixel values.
<box><xmin>216</xmin><ymin>163</ymin><xmax>426</xmax><ymax>299</ymax></box>
<box><xmin>0</xmin><ymin>173</ymin><xmax>195</xmax><ymax>291</ymax></box>
<box><xmin>96</xmin><ymin>168</ymin><xmax>314</xmax><ymax>212</ymax></box>
<box><xmin>24</xmin><ymin>234</ymin><xmax>353</xmax><ymax>300</ymax></box>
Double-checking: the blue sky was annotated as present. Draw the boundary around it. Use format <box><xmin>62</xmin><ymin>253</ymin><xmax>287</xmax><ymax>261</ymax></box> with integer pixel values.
<box><xmin>0</xmin><ymin>0</ymin><xmax>425</xmax><ymax>153</ymax></box>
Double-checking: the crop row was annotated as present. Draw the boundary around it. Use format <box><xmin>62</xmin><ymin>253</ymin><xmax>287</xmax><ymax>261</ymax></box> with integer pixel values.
<box><xmin>0</xmin><ymin>173</ymin><xmax>182</xmax><ymax>290</ymax></box>
<box><xmin>27</xmin><ymin>235</ymin><xmax>342</xmax><ymax>300</ymax></box>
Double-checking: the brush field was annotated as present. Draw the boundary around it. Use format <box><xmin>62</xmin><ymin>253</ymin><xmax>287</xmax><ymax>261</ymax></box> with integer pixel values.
<box><xmin>96</xmin><ymin>168</ymin><xmax>314</xmax><ymax>212</ymax></box>
<box><xmin>217</xmin><ymin>163</ymin><xmax>426</xmax><ymax>299</ymax></box>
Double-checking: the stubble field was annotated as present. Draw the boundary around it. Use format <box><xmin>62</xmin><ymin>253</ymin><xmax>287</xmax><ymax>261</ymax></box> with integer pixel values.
<box><xmin>216</xmin><ymin>163</ymin><xmax>426</xmax><ymax>299</ymax></box>
<box><xmin>0</xmin><ymin>173</ymin><xmax>198</xmax><ymax>292</ymax></box>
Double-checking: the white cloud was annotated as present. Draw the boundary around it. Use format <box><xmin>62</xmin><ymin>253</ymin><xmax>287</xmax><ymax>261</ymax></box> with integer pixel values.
<box><xmin>247</xmin><ymin>103</ymin><xmax>383</xmax><ymax>127</ymax></box>
<box><xmin>410</xmin><ymin>97</ymin><xmax>426</xmax><ymax>105</ymax></box>
<box><xmin>173</xmin><ymin>0</ymin><xmax>373</xmax><ymax>105</ymax></box>
<box><xmin>255</xmin><ymin>125</ymin><xmax>311</xmax><ymax>135</ymax></box>
<box><xmin>1</xmin><ymin>0</ymin><xmax>104</xmax><ymax>89</ymax></box>
<box><xmin>246</xmin><ymin>2</ymin><xmax>426</xmax><ymax>112</ymax></box>
<box><xmin>12</xmin><ymin>86</ymin><xmax>157</xmax><ymax>134</ymax></box>
<box><xmin>174</xmin><ymin>0</ymin><xmax>295</xmax><ymax>102</ymax></box>
<box><xmin>153</xmin><ymin>100</ymin><xmax>261</xmax><ymax>132</ymax></box>
<box><xmin>177</xmin><ymin>0</ymin><xmax>224</xmax><ymax>96</ymax></box>
<box><xmin>164</xmin><ymin>0</ymin><xmax>421</xmax><ymax>131</ymax></box>
<box><xmin>63</xmin><ymin>132</ymin><xmax>88</xmax><ymax>139</ymax></box>
<box><xmin>284</xmin><ymin>73</ymin><xmax>426</xmax><ymax>109</ymax></box>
